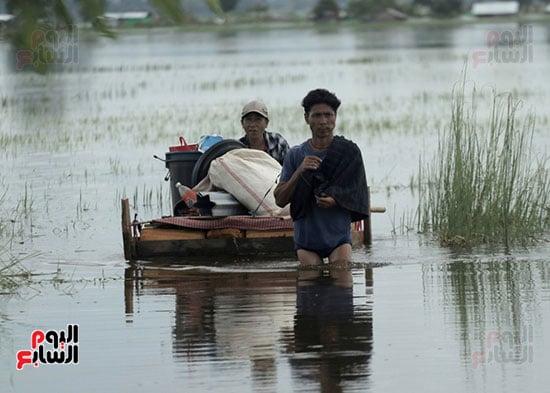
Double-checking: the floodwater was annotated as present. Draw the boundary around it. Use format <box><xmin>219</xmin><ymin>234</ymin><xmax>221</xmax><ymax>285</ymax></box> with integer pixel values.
<box><xmin>1</xmin><ymin>20</ymin><xmax>549</xmax><ymax>392</ymax></box>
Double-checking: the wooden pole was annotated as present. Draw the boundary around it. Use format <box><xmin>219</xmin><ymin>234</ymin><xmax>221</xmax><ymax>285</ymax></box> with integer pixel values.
<box><xmin>121</xmin><ymin>198</ymin><xmax>132</xmax><ymax>261</ymax></box>
<box><xmin>363</xmin><ymin>187</ymin><xmax>372</xmax><ymax>245</ymax></box>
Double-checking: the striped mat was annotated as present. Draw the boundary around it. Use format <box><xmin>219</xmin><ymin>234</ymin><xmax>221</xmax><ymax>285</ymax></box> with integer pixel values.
<box><xmin>152</xmin><ymin>215</ymin><xmax>294</xmax><ymax>231</ymax></box>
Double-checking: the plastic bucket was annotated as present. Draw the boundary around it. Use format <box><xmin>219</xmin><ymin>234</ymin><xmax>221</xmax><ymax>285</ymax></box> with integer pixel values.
<box><xmin>169</xmin><ymin>137</ymin><xmax>198</xmax><ymax>152</ymax></box>
<box><xmin>165</xmin><ymin>150</ymin><xmax>202</xmax><ymax>209</ymax></box>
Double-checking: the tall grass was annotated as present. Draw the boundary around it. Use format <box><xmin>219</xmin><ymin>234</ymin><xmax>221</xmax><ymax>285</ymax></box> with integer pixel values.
<box><xmin>418</xmin><ymin>75</ymin><xmax>549</xmax><ymax>247</ymax></box>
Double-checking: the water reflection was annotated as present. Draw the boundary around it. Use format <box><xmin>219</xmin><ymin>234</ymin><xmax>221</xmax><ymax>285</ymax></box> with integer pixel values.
<box><xmin>289</xmin><ymin>267</ymin><xmax>372</xmax><ymax>392</ymax></box>
<box><xmin>422</xmin><ymin>257</ymin><xmax>545</xmax><ymax>372</ymax></box>
<box><xmin>124</xmin><ymin>264</ymin><xmax>373</xmax><ymax>391</ymax></box>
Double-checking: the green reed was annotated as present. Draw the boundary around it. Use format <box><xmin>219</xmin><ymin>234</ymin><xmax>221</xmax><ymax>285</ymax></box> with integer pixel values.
<box><xmin>418</xmin><ymin>76</ymin><xmax>549</xmax><ymax>247</ymax></box>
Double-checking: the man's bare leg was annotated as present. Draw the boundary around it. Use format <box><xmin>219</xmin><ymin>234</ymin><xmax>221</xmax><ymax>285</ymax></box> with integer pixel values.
<box><xmin>297</xmin><ymin>249</ymin><xmax>324</xmax><ymax>266</ymax></box>
<box><xmin>328</xmin><ymin>243</ymin><xmax>352</xmax><ymax>265</ymax></box>
<box><xmin>327</xmin><ymin>243</ymin><xmax>353</xmax><ymax>286</ymax></box>
<box><xmin>296</xmin><ymin>249</ymin><xmax>324</xmax><ymax>283</ymax></box>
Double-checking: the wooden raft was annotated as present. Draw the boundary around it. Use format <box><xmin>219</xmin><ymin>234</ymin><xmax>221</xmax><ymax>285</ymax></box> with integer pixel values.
<box><xmin>121</xmin><ymin>190</ymin><xmax>385</xmax><ymax>261</ymax></box>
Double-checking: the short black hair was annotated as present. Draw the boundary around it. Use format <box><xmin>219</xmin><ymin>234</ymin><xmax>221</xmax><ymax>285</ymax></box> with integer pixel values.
<box><xmin>301</xmin><ymin>88</ymin><xmax>341</xmax><ymax>114</ymax></box>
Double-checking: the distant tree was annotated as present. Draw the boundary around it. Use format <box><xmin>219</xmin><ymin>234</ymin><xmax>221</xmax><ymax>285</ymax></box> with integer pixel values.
<box><xmin>149</xmin><ymin>0</ymin><xmax>186</xmax><ymax>23</ymax></box>
<box><xmin>413</xmin><ymin>0</ymin><xmax>462</xmax><ymax>17</ymax></box>
<box><xmin>220</xmin><ymin>0</ymin><xmax>240</xmax><ymax>13</ymax></box>
<box><xmin>312</xmin><ymin>0</ymin><xmax>340</xmax><ymax>21</ymax></box>
<box><xmin>347</xmin><ymin>0</ymin><xmax>395</xmax><ymax>21</ymax></box>
<box><xmin>77</xmin><ymin>0</ymin><xmax>107</xmax><ymax>22</ymax></box>
<box><xmin>431</xmin><ymin>0</ymin><xmax>462</xmax><ymax>16</ymax></box>
<box><xmin>5</xmin><ymin>0</ymin><xmax>102</xmax><ymax>74</ymax></box>
<box><xmin>4</xmin><ymin>0</ymin><xmax>223</xmax><ymax>73</ymax></box>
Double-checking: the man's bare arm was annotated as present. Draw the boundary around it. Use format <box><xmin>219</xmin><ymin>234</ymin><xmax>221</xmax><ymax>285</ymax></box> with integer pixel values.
<box><xmin>274</xmin><ymin>155</ymin><xmax>322</xmax><ymax>207</ymax></box>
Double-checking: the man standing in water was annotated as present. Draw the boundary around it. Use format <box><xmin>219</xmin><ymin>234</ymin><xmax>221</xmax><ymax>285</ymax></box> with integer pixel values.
<box><xmin>274</xmin><ymin>89</ymin><xmax>369</xmax><ymax>265</ymax></box>
<box><xmin>239</xmin><ymin>100</ymin><xmax>289</xmax><ymax>165</ymax></box>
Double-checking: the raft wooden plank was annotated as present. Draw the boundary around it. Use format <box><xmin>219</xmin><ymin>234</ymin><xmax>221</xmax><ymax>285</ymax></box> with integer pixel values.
<box><xmin>134</xmin><ymin>236</ymin><xmax>296</xmax><ymax>259</ymax></box>
<box><xmin>206</xmin><ymin>228</ymin><xmax>244</xmax><ymax>239</ymax></box>
<box><xmin>245</xmin><ymin>229</ymin><xmax>294</xmax><ymax>238</ymax></box>
<box><xmin>140</xmin><ymin>227</ymin><xmax>206</xmax><ymax>241</ymax></box>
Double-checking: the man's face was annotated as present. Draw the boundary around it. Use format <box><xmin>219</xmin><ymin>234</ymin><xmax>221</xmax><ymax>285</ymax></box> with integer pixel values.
<box><xmin>241</xmin><ymin>112</ymin><xmax>268</xmax><ymax>138</ymax></box>
<box><xmin>304</xmin><ymin>103</ymin><xmax>336</xmax><ymax>137</ymax></box>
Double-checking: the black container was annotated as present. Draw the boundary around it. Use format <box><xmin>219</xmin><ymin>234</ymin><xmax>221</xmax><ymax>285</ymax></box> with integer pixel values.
<box><xmin>165</xmin><ymin>150</ymin><xmax>202</xmax><ymax>209</ymax></box>
<box><xmin>191</xmin><ymin>139</ymin><xmax>246</xmax><ymax>186</ymax></box>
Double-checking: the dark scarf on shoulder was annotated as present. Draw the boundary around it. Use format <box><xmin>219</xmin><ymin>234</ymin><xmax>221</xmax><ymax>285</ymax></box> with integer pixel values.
<box><xmin>290</xmin><ymin>135</ymin><xmax>369</xmax><ymax>222</ymax></box>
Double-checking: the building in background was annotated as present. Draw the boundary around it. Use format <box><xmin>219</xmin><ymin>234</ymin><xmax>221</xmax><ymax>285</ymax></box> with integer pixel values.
<box><xmin>471</xmin><ymin>1</ymin><xmax>520</xmax><ymax>17</ymax></box>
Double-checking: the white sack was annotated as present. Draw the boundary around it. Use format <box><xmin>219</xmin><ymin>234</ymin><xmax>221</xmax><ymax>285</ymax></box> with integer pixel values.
<box><xmin>207</xmin><ymin>149</ymin><xmax>290</xmax><ymax>217</ymax></box>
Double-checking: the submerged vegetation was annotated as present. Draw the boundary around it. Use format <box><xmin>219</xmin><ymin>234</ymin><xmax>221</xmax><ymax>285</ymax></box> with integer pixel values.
<box><xmin>418</xmin><ymin>75</ymin><xmax>549</xmax><ymax>247</ymax></box>
<box><xmin>0</xmin><ymin>243</ymin><xmax>32</xmax><ymax>295</ymax></box>
<box><xmin>0</xmin><ymin>182</ymin><xmax>32</xmax><ymax>294</ymax></box>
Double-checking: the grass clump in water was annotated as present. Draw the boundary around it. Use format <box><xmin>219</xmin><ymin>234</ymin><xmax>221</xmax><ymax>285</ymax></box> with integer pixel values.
<box><xmin>0</xmin><ymin>244</ymin><xmax>31</xmax><ymax>295</ymax></box>
<box><xmin>418</xmin><ymin>76</ymin><xmax>549</xmax><ymax>247</ymax></box>
<box><xmin>0</xmin><ymin>184</ymin><xmax>32</xmax><ymax>294</ymax></box>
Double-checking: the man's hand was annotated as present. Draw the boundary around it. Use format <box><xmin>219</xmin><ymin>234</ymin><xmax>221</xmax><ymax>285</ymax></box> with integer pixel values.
<box><xmin>299</xmin><ymin>155</ymin><xmax>322</xmax><ymax>173</ymax></box>
<box><xmin>274</xmin><ymin>156</ymin><xmax>323</xmax><ymax>208</ymax></box>
<box><xmin>315</xmin><ymin>193</ymin><xmax>336</xmax><ymax>208</ymax></box>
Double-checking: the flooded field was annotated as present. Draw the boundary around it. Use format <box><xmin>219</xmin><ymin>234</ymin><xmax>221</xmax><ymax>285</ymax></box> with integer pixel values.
<box><xmin>1</xmin><ymin>21</ymin><xmax>549</xmax><ymax>392</ymax></box>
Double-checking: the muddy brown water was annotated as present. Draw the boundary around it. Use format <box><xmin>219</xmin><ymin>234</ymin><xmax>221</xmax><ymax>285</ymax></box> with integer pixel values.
<box><xmin>1</xmin><ymin>21</ymin><xmax>549</xmax><ymax>392</ymax></box>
